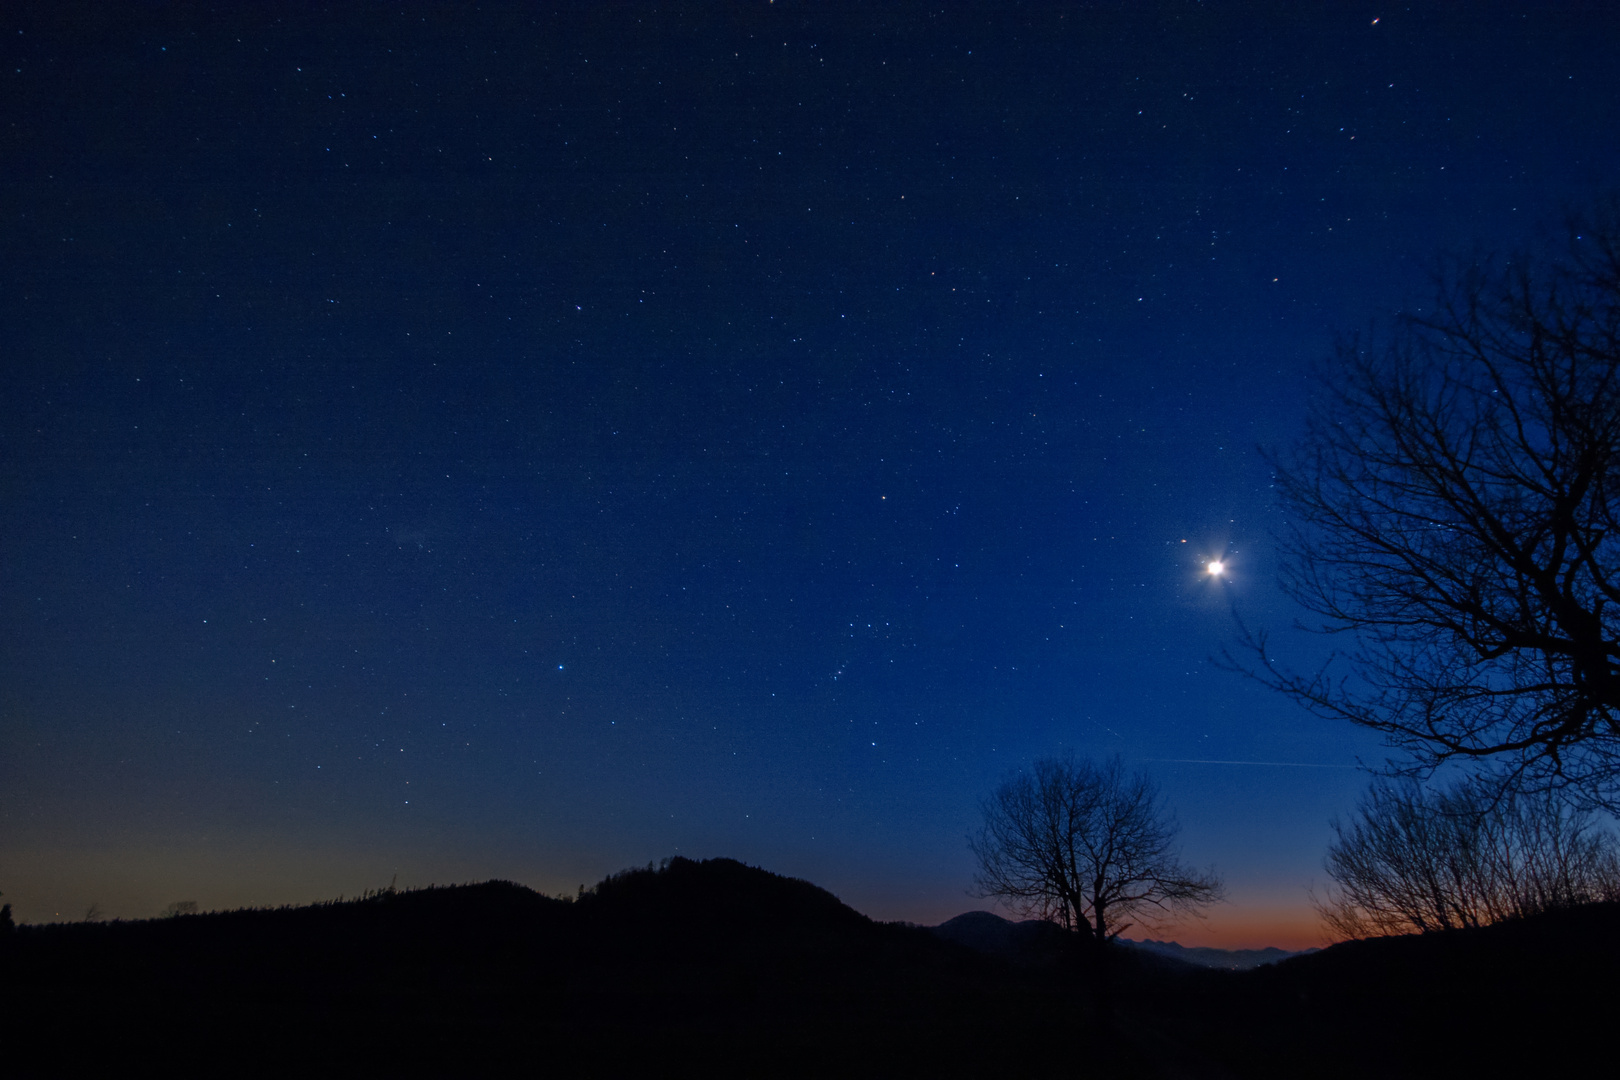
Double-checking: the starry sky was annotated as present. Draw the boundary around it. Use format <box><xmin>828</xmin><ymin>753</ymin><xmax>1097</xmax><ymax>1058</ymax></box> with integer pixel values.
<box><xmin>4</xmin><ymin>2</ymin><xmax>1618</xmax><ymax>947</ymax></box>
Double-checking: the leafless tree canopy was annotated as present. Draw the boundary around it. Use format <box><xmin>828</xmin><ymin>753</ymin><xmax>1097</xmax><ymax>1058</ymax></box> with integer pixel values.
<box><xmin>1316</xmin><ymin>776</ymin><xmax>1620</xmax><ymax>939</ymax></box>
<box><xmin>1237</xmin><ymin>201</ymin><xmax>1620</xmax><ymax>803</ymax></box>
<box><xmin>971</xmin><ymin>755</ymin><xmax>1223</xmax><ymax>942</ymax></box>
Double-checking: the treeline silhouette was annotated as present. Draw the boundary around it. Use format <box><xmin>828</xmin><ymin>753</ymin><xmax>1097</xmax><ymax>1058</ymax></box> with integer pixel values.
<box><xmin>0</xmin><ymin>858</ymin><xmax>1123</xmax><ymax>1076</ymax></box>
<box><xmin>4</xmin><ymin>857</ymin><xmax>1614</xmax><ymax>1076</ymax></box>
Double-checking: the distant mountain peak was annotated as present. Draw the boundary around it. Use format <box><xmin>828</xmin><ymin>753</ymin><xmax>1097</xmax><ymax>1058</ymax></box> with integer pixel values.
<box><xmin>1120</xmin><ymin>937</ymin><xmax>1315</xmax><ymax>970</ymax></box>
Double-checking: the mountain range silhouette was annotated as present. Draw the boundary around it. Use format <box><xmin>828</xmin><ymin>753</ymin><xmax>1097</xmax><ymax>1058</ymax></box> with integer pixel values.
<box><xmin>3</xmin><ymin>856</ymin><xmax>1613</xmax><ymax>1076</ymax></box>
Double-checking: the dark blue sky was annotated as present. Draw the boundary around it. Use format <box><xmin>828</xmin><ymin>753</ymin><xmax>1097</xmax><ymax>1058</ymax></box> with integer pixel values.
<box><xmin>4</xmin><ymin>2</ymin><xmax>1617</xmax><ymax>945</ymax></box>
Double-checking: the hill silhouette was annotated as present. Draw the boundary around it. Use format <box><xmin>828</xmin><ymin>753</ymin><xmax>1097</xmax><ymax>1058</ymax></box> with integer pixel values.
<box><xmin>1120</xmin><ymin>936</ymin><xmax>1312</xmax><ymax>971</ymax></box>
<box><xmin>931</xmin><ymin>910</ymin><xmax>1075</xmax><ymax>967</ymax></box>
<box><xmin>1119</xmin><ymin>900</ymin><xmax>1620</xmax><ymax>1078</ymax></box>
<box><xmin>5</xmin><ymin>858</ymin><xmax>1616</xmax><ymax>1077</ymax></box>
<box><xmin>932</xmin><ymin>911</ymin><xmax>1309</xmax><ymax>972</ymax></box>
<box><xmin>0</xmin><ymin>858</ymin><xmax>1134</xmax><ymax>1076</ymax></box>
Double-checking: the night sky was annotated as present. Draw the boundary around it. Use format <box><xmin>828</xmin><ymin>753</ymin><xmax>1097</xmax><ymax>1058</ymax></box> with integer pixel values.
<box><xmin>5</xmin><ymin>3</ymin><xmax>1618</xmax><ymax>947</ymax></box>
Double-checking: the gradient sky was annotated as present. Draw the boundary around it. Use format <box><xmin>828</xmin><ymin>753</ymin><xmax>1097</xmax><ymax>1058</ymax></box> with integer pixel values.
<box><xmin>4</xmin><ymin>2</ymin><xmax>1618</xmax><ymax>949</ymax></box>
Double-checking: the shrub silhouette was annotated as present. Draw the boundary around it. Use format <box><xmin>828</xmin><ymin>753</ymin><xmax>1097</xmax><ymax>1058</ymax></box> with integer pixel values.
<box><xmin>1318</xmin><ymin>777</ymin><xmax>1620</xmax><ymax>937</ymax></box>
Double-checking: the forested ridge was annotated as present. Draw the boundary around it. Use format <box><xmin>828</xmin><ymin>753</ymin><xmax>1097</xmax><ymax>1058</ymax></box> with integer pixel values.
<box><xmin>3</xmin><ymin>857</ymin><xmax>1613</xmax><ymax>1077</ymax></box>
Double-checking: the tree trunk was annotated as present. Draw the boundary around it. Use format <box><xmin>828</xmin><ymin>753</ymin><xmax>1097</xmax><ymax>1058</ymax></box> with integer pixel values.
<box><xmin>1090</xmin><ymin>896</ymin><xmax>1114</xmax><ymax>1032</ymax></box>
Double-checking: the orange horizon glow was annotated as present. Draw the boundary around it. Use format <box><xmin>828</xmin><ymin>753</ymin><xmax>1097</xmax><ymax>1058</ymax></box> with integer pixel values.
<box><xmin>1147</xmin><ymin>907</ymin><xmax>1333</xmax><ymax>952</ymax></box>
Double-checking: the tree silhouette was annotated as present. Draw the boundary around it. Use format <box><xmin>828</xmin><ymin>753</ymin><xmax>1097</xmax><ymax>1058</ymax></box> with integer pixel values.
<box><xmin>1316</xmin><ymin>775</ymin><xmax>1620</xmax><ymax>938</ymax></box>
<box><xmin>971</xmin><ymin>754</ymin><xmax>1223</xmax><ymax>942</ymax></box>
<box><xmin>1232</xmin><ymin>199</ymin><xmax>1620</xmax><ymax>805</ymax></box>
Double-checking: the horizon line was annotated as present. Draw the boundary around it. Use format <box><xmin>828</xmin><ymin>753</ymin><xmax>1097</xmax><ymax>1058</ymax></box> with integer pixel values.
<box><xmin>1142</xmin><ymin>758</ymin><xmax>1360</xmax><ymax>769</ymax></box>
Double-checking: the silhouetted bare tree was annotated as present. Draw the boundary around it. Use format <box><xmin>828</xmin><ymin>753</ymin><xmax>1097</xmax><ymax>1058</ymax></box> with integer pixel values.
<box><xmin>971</xmin><ymin>755</ymin><xmax>1223</xmax><ymax>942</ymax></box>
<box><xmin>1316</xmin><ymin>775</ymin><xmax>1620</xmax><ymax>938</ymax></box>
<box><xmin>1232</xmin><ymin>200</ymin><xmax>1620</xmax><ymax>804</ymax></box>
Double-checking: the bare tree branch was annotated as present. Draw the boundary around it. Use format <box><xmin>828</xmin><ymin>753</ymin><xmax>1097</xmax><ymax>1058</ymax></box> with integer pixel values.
<box><xmin>1226</xmin><ymin>198</ymin><xmax>1620</xmax><ymax>807</ymax></box>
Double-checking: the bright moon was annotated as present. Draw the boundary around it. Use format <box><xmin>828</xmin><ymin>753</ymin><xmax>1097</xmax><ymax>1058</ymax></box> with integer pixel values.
<box><xmin>1207</xmin><ymin>560</ymin><xmax>1225</xmax><ymax>577</ymax></box>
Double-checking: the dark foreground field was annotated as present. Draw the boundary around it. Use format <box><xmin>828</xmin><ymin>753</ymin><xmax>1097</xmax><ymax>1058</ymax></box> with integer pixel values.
<box><xmin>3</xmin><ymin>858</ymin><xmax>1614</xmax><ymax>1077</ymax></box>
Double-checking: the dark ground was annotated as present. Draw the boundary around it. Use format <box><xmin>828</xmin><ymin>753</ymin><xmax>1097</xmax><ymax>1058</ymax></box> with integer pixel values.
<box><xmin>2</xmin><ymin>858</ymin><xmax>1614</xmax><ymax>1077</ymax></box>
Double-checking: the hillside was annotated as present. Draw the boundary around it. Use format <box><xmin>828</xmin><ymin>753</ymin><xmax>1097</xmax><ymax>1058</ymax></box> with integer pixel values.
<box><xmin>1124</xmin><ymin>900</ymin><xmax>1620</xmax><ymax>1078</ymax></box>
<box><xmin>4</xmin><ymin>860</ymin><xmax>1616</xmax><ymax>1077</ymax></box>
<box><xmin>0</xmin><ymin>858</ymin><xmax>1139</xmax><ymax>1076</ymax></box>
